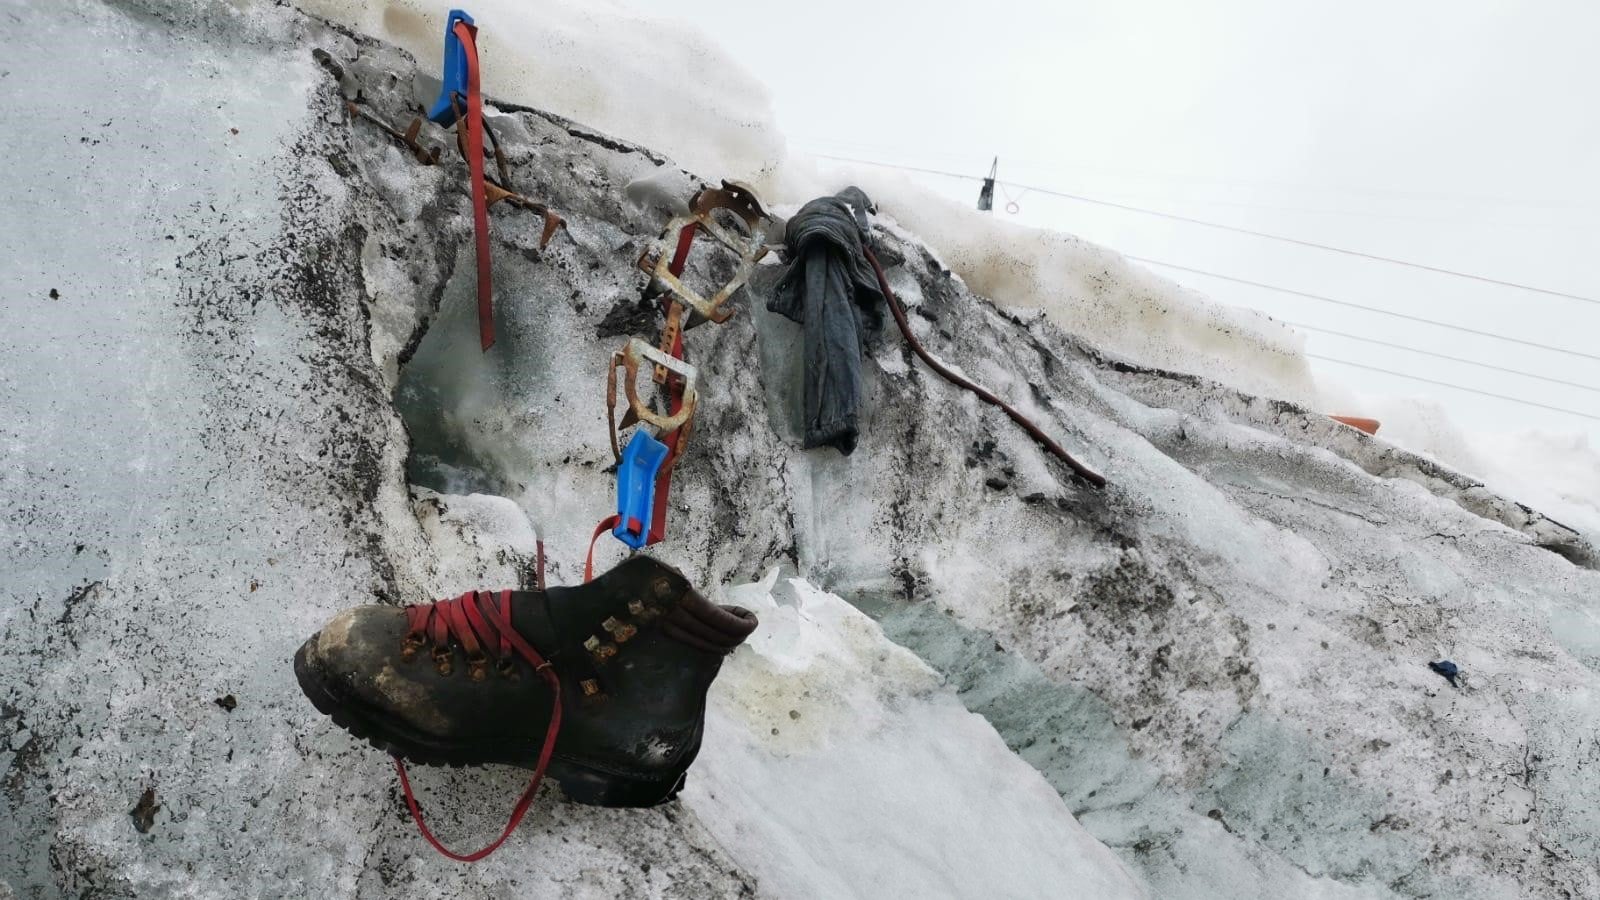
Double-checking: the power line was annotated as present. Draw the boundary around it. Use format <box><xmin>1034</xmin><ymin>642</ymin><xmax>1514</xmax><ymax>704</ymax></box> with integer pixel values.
<box><xmin>812</xmin><ymin>148</ymin><xmax>1600</xmax><ymax>354</ymax></box>
<box><xmin>811</xmin><ymin>153</ymin><xmax>978</xmax><ymax>183</ymax></box>
<box><xmin>1309</xmin><ymin>355</ymin><xmax>1600</xmax><ymax>423</ymax></box>
<box><xmin>810</xmin><ymin>152</ymin><xmax>1600</xmax><ymax>307</ymax></box>
<box><xmin>801</xmin><ymin>141</ymin><xmax>1600</xmax><ymax>218</ymax></box>
<box><xmin>807</xmin><ymin>151</ymin><xmax>1600</xmax><ymax>423</ymax></box>
<box><xmin>1033</xmin><ymin>190</ymin><xmax>1597</xmax><ymax>305</ymax></box>
<box><xmin>1131</xmin><ymin>256</ymin><xmax>1600</xmax><ymax>365</ymax></box>
<box><xmin>1135</xmin><ymin>256</ymin><xmax>1600</xmax><ymax>418</ymax></box>
<box><xmin>1285</xmin><ymin>321</ymin><xmax>1600</xmax><ymax>396</ymax></box>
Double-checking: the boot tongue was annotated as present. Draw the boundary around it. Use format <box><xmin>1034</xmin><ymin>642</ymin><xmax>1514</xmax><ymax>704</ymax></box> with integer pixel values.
<box><xmin>505</xmin><ymin>589</ymin><xmax>588</xmax><ymax>672</ymax></box>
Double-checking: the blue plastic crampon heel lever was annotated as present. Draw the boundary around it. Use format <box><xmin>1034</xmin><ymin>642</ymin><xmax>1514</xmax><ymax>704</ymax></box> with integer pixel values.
<box><xmin>426</xmin><ymin>9</ymin><xmax>476</xmax><ymax>126</ymax></box>
<box><xmin>614</xmin><ymin>430</ymin><xmax>670</xmax><ymax>550</ymax></box>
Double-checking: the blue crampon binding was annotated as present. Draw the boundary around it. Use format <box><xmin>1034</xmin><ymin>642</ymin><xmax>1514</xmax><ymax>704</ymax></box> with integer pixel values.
<box><xmin>426</xmin><ymin>9</ymin><xmax>477</xmax><ymax>126</ymax></box>
<box><xmin>614</xmin><ymin>430</ymin><xmax>670</xmax><ymax>549</ymax></box>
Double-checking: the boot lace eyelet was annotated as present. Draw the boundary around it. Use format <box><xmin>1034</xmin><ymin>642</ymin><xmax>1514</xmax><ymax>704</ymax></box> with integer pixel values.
<box><xmin>400</xmin><ymin>633</ymin><xmax>426</xmax><ymax>662</ymax></box>
<box><xmin>431</xmin><ymin>645</ymin><xmax>454</xmax><ymax>676</ymax></box>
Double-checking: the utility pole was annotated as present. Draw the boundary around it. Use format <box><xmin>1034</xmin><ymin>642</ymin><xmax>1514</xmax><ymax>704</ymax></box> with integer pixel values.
<box><xmin>977</xmin><ymin>157</ymin><xmax>997</xmax><ymax>211</ymax></box>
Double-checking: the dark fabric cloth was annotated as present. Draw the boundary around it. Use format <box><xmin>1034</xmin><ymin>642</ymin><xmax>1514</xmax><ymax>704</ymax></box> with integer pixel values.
<box><xmin>769</xmin><ymin>188</ymin><xmax>884</xmax><ymax>455</ymax></box>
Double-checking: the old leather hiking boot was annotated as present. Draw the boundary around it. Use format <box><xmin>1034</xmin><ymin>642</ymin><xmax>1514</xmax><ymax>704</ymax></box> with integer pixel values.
<box><xmin>294</xmin><ymin>556</ymin><xmax>756</xmax><ymax>837</ymax></box>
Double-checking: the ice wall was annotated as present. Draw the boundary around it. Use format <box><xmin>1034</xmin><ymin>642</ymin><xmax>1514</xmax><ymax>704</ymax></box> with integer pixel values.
<box><xmin>1318</xmin><ymin>391</ymin><xmax>1600</xmax><ymax>545</ymax></box>
<box><xmin>297</xmin><ymin>0</ymin><xmax>1322</xmax><ymax>407</ymax></box>
<box><xmin>371</xmin><ymin>60</ymin><xmax>1600</xmax><ymax>892</ymax></box>
<box><xmin>7</xmin><ymin>1</ymin><xmax>1599</xmax><ymax>897</ymax></box>
<box><xmin>0</xmin><ymin>4</ymin><xmax>1148</xmax><ymax>896</ymax></box>
<box><xmin>301</xmin><ymin>0</ymin><xmax>1599</xmax><ymax>534</ymax></box>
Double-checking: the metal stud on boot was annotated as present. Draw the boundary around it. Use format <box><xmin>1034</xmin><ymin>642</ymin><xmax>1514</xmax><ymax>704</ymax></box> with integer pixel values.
<box><xmin>293</xmin><ymin>556</ymin><xmax>757</xmax><ymax>854</ymax></box>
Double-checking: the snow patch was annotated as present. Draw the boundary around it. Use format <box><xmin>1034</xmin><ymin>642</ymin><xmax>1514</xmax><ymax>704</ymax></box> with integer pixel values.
<box><xmin>296</xmin><ymin>0</ymin><xmax>782</xmax><ymax>179</ymax></box>
<box><xmin>1460</xmin><ymin>430</ymin><xmax>1600</xmax><ymax>544</ymax></box>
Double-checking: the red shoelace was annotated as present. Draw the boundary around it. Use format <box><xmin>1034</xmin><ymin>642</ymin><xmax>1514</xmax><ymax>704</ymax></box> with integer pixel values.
<box><xmin>395</xmin><ymin>589</ymin><xmax>562</xmax><ymax>862</ymax></box>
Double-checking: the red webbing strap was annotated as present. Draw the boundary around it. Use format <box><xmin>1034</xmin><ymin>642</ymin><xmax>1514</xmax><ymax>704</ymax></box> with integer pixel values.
<box><xmin>646</xmin><ymin>222</ymin><xmax>700</xmax><ymax>546</ymax></box>
<box><xmin>395</xmin><ymin>757</ymin><xmax>537</xmax><ymax>863</ymax></box>
<box><xmin>647</xmin><ymin>392</ymin><xmax>684</xmax><ymax>546</ymax></box>
<box><xmin>585</xmin><ymin>514</ymin><xmax>622</xmax><ymax>583</ymax></box>
<box><xmin>453</xmin><ymin>20</ymin><xmax>494</xmax><ymax>351</ymax></box>
<box><xmin>394</xmin><ymin>590</ymin><xmax>563</xmax><ymax>862</ymax></box>
<box><xmin>442</xmin><ymin>596</ymin><xmax>485</xmax><ymax>657</ymax></box>
<box><xmin>667</xmin><ymin>222</ymin><xmax>698</xmax><ymax>277</ymax></box>
<box><xmin>492</xmin><ymin>589</ymin><xmax>513</xmax><ymax>658</ymax></box>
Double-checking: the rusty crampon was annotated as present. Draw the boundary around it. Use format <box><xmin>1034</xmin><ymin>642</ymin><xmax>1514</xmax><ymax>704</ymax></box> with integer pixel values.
<box><xmin>605</xmin><ymin>338</ymin><xmax>699</xmax><ymax>464</ymax></box>
<box><xmin>590</xmin><ymin>181</ymin><xmax>772</xmax><ymax>553</ymax></box>
<box><xmin>344</xmin><ymin>100</ymin><xmax>565</xmax><ymax>252</ymax></box>
<box><xmin>636</xmin><ymin>181</ymin><xmax>773</xmax><ymax>327</ymax></box>
<box><xmin>346</xmin><ymin>101</ymin><xmax>441</xmax><ymax>164</ymax></box>
<box><xmin>611</xmin><ymin>180</ymin><xmax>772</xmax><ymax>444</ymax></box>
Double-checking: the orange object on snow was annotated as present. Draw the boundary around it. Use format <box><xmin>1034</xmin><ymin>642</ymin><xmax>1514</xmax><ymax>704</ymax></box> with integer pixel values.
<box><xmin>1329</xmin><ymin>415</ymin><xmax>1381</xmax><ymax>435</ymax></box>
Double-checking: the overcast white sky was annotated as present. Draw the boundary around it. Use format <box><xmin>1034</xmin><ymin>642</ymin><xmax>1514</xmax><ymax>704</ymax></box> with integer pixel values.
<box><xmin>631</xmin><ymin>0</ymin><xmax>1600</xmax><ymax>442</ymax></box>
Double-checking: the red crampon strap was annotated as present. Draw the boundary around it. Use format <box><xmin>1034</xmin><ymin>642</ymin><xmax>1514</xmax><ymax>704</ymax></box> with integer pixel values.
<box><xmin>585</xmin><ymin>514</ymin><xmax>622</xmax><ymax>583</ymax></box>
<box><xmin>667</xmin><ymin>220</ymin><xmax>698</xmax><ymax>276</ymax></box>
<box><xmin>644</xmin><ymin>222</ymin><xmax>700</xmax><ymax>546</ymax></box>
<box><xmin>648</xmin><ymin>392</ymin><xmax>686</xmax><ymax>545</ymax></box>
<box><xmin>452</xmin><ymin>20</ymin><xmax>495</xmax><ymax>351</ymax></box>
<box><xmin>395</xmin><ymin>589</ymin><xmax>563</xmax><ymax>861</ymax></box>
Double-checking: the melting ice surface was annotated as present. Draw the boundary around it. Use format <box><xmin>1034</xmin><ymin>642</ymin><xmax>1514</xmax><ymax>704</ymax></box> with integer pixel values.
<box><xmin>684</xmin><ymin>570</ymin><xmax>1147</xmax><ymax>899</ymax></box>
<box><xmin>4</xmin><ymin>1</ymin><xmax>1598</xmax><ymax>897</ymax></box>
<box><xmin>308</xmin><ymin>0</ymin><xmax>1599</xmax><ymax>542</ymax></box>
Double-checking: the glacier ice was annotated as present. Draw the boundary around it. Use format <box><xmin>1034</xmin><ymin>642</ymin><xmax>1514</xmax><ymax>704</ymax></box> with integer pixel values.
<box><xmin>2</xmin><ymin>1</ymin><xmax>1599</xmax><ymax>898</ymax></box>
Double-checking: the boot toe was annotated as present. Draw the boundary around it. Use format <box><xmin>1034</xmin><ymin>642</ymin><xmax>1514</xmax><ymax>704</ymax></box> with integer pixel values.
<box><xmin>309</xmin><ymin>605</ymin><xmax>408</xmax><ymax>674</ymax></box>
<box><xmin>301</xmin><ymin>605</ymin><xmax>458</xmax><ymax>740</ymax></box>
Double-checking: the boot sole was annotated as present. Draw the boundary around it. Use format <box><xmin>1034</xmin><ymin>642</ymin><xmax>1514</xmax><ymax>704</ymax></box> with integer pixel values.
<box><xmin>293</xmin><ymin>639</ymin><xmax>686</xmax><ymax>807</ymax></box>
